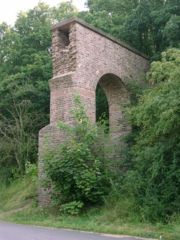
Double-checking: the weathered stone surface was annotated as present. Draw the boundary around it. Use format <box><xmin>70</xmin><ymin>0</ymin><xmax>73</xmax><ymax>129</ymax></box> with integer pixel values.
<box><xmin>38</xmin><ymin>18</ymin><xmax>149</xmax><ymax>206</ymax></box>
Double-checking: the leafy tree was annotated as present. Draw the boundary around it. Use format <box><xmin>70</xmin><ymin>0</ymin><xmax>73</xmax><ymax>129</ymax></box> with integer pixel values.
<box><xmin>51</xmin><ymin>1</ymin><xmax>78</xmax><ymax>21</ymax></box>
<box><xmin>0</xmin><ymin>100</ymin><xmax>36</xmax><ymax>182</ymax></box>
<box><xmin>0</xmin><ymin>2</ymin><xmax>77</xmax><ymax>181</ymax></box>
<box><xmin>126</xmin><ymin>48</ymin><xmax>180</xmax><ymax>221</ymax></box>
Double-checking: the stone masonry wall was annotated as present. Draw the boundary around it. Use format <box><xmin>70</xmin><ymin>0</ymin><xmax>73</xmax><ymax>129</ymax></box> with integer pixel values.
<box><xmin>52</xmin><ymin>23</ymin><xmax>76</xmax><ymax>76</ymax></box>
<box><xmin>38</xmin><ymin>18</ymin><xmax>149</xmax><ymax>206</ymax></box>
<box><xmin>74</xmin><ymin>23</ymin><xmax>149</xmax><ymax>90</ymax></box>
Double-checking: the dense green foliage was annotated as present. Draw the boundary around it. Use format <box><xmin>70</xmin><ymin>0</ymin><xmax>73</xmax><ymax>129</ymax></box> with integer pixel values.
<box><xmin>0</xmin><ymin>2</ymin><xmax>77</xmax><ymax>182</ymax></box>
<box><xmin>125</xmin><ymin>48</ymin><xmax>180</xmax><ymax>221</ymax></box>
<box><xmin>45</xmin><ymin>97</ymin><xmax>109</xmax><ymax>214</ymax></box>
<box><xmin>0</xmin><ymin>0</ymin><xmax>179</xmax><ymax>223</ymax></box>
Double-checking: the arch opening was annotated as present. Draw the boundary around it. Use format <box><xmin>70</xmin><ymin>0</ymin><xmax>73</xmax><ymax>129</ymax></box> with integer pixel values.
<box><xmin>96</xmin><ymin>83</ymin><xmax>109</xmax><ymax>132</ymax></box>
<box><xmin>95</xmin><ymin>73</ymin><xmax>130</xmax><ymax>140</ymax></box>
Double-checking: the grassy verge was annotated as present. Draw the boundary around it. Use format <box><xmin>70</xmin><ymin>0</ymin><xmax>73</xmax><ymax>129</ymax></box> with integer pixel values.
<box><xmin>0</xmin><ymin>176</ymin><xmax>179</xmax><ymax>240</ymax></box>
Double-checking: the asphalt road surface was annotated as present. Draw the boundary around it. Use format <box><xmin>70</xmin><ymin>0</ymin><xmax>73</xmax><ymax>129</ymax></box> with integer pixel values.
<box><xmin>0</xmin><ymin>221</ymin><xmax>148</xmax><ymax>240</ymax></box>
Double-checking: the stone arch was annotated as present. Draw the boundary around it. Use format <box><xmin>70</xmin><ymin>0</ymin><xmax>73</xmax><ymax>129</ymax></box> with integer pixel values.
<box><xmin>38</xmin><ymin>18</ymin><xmax>149</xmax><ymax>206</ymax></box>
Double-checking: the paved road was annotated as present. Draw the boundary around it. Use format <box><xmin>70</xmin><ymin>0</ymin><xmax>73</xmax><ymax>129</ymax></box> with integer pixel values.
<box><xmin>0</xmin><ymin>221</ymin><xmax>147</xmax><ymax>240</ymax></box>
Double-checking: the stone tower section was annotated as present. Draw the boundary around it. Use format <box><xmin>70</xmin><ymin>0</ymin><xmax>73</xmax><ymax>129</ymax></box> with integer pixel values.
<box><xmin>38</xmin><ymin>18</ymin><xmax>149</xmax><ymax>206</ymax></box>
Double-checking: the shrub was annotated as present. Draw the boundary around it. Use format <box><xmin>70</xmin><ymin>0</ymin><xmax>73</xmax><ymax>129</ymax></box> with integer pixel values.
<box><xmin>126</xmin><ymin>49</ymin><xmax>180</xmax><ymax>222</ymax></box>
<box><xmin>45</xmin><ymin>96</ymin><xmax>110</xmax><ymax>213</ymax></box>
<box><xmin>60</xmin><ymin>201</ymin><xmax>84</xmax><ymax>215</ymax></box>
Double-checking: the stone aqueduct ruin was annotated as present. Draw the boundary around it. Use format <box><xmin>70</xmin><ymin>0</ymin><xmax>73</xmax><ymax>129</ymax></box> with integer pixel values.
<box><xmin>38</xmin><ymin>18</ymin><xmax>149</xmax><ymax>206</ymax></box>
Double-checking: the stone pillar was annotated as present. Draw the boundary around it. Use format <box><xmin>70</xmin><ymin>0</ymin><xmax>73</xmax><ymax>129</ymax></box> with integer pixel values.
<box><xmin>38</xmin><ymin>23</ymin><xmax>77</xmax><ymax>206</ymax></box>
